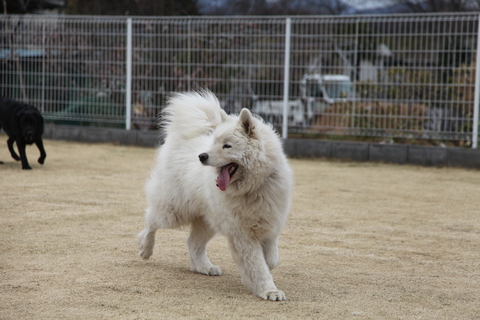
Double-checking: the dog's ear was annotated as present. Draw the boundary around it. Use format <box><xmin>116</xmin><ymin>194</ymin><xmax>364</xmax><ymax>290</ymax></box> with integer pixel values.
<box><xmin>239</xmin><ymin>108</ymin><xmax>255</xmax><ymax>137</ymax></box>
<box><xmin>220</xmin><ymin>108</ymin><xmax>229</xmax><ymax>122</ymax></box>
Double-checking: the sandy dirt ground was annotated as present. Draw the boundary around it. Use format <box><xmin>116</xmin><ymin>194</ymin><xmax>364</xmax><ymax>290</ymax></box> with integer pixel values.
<box><xmin>1</xmin><ymin>136</ymin><xmax>479</xmax><ymax>319</ymax></box>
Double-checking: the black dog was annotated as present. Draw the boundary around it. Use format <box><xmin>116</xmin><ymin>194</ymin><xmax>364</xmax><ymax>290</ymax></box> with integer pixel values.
<box><xmin>0</xmin><ymin>97</ymin><xmax>47</xmax><ymax>170</ymax></box>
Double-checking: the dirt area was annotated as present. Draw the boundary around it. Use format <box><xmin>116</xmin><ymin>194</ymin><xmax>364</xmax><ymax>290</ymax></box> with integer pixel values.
<box><xmin>1</xmin><ymin>137</ymin><xmax>479</xmax><ymax>319</ymax></box>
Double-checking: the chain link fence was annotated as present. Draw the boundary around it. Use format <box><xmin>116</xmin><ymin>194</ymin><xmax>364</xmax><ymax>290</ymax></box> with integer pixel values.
<box><xmin>1</xmin><ymin>13</ymin><xmax>479</xmax><ymax>146</ymax></box>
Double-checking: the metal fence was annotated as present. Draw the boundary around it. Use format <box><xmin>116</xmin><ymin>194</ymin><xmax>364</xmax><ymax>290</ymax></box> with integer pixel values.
<box><xmin>1</xmin><ymin>13</ymin><xmax>479</xmax><ymax>147</ymax></box>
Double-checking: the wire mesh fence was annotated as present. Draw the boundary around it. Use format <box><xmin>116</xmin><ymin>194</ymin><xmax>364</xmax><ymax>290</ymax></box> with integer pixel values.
<box><xmin>1</xmin><ymin>13</ymin><xmax>479</xmax><ymax>145</ymax></box>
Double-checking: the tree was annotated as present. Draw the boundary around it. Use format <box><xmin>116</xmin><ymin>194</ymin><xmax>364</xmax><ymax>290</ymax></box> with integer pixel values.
<box><xmin>396</xmin><ymin>0</ymin><xmax>480</xmax><ymax>12</ymax></box>
<box><xmin>1</xmin><ymin>0</ymin><xmax>64</xmax><ymax>13</ymax></box>
<box><xmin>65</xmin><ymin>0</ymin><xmax>199</xmax><ymax>16</ymax></box>
<box><xmin>198</xmin><ymin>0</ymin><xmax>352</xmax><ymax>15</ymax></box>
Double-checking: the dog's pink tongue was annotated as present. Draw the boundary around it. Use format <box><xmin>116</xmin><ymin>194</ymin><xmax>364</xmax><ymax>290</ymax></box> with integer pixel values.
<box><xmin>216</xmin><ymin>166</ymin><xmax>231</xmax><ymax>191</ymax></box>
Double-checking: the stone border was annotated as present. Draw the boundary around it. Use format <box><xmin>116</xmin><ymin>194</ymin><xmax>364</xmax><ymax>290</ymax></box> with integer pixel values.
<box><xmin>42</xmin><ymin>124</ymin><xmax>480</xmax><ymax>169</ymax></box>
<box><xmin>284</xmin><ymin>138</ymin><xmax>480</xmax><ymax>169</ymax></box>
<box><xmin>43</xmin><ymin>124</ymin><xmax>162</xmax><ymax>148</ymax></box>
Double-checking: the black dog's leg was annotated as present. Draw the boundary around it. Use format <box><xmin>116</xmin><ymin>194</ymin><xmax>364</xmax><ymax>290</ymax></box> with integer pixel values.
<box><xmin>7</xmin><ymin>136</ymin><xmax>21</xmax><ymax>161</ymax></box>
<box><xmin>16</xmin><ymin>140</ymin><xmax>32</xmax><ymax>170</ymax></box>
<box><xmin>0</xmin><ymin>125</ymin><xmax>2</xmax><ymax>164</ymax></box>
<box><xmin>35</xmin><ymin>138</ymin><xmax>46</xmax><ymax>165</ymax></box>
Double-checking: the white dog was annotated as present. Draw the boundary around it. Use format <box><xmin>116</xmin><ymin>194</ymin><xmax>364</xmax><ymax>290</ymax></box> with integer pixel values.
<box><xmin>138</xmin><ymin>90</ymin><xmax>293</xmax><ymax>301</ymax></box>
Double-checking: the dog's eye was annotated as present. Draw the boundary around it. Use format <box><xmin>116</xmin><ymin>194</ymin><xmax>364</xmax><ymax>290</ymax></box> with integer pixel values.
<box><xmin>223</xmin><ymin>144</ymin><xmax>232</xmax><ymax>149</ymax></box>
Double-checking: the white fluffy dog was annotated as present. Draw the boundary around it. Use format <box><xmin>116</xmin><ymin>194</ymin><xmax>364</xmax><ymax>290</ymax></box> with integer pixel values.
<box><xmin>138</xmin><ymin>90</ymin><xmax>293</xmax><ymax>301</ymax></box>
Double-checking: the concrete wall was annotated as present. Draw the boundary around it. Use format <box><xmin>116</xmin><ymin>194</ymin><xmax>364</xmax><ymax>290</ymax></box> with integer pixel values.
<box><xmin>42</xmin><ymin>124</ymin><xmax>480</xmax><ymax>169</ymax></box>
<box><xmin>283</xmin><ymin>138</ymin><xmax>480</xmax><ymax>169</ymax></box>
<box><xmin>43</xmin><ymin>124</ymin><xmax>162</xmax><ymax>148</ymax></box>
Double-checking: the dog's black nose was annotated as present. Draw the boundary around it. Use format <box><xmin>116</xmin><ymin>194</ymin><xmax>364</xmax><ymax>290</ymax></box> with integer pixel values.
<box><xmin>198</xmin><ymin>153</ymin><xmax>209</xmax><ymax>163</ymax></box>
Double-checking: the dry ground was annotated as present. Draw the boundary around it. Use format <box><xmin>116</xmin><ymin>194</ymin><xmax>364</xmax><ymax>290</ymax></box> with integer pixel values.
<box><xmin>1</xmin><ymin>136</ymin><xmax>479</xmax><ymax>319</ymax></box>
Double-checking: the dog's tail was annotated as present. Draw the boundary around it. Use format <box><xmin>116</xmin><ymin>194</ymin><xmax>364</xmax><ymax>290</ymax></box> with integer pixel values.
<box><xmin>161</xmin><ymin>90</ymin><xmax>228</xmax><ymax>140</ymax></box>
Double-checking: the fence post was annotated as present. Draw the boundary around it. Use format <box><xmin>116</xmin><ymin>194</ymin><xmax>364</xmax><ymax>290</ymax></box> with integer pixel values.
<box><xmin>188</xmin><ymin>19</ymin><xmax>192</xmax><ymax>91</ymax></box>
<box><xmin>282</xmin><ymin>17</ymin><xmax>291</xmax><ymax>140</ymax></box>
<box><xmin>41</xmin><ymin>18</ymin><xmax>46</xmax><ymax>112</ymax></box>
<box><xmin>351</xmin><ymin>18</ymin><xmax>359</xmax><ymax>130</ymax></box>
<box><xmin>473</xmin><ymin>15</ymin><xmax>480</xmax><ymax>148</ymax></box>
<box><xmin>125</xmin><ymin>18</ymin><xmax>133</xmax><ymax>130</ymax></box>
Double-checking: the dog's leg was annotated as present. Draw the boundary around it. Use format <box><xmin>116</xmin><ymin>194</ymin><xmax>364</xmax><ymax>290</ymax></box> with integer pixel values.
<box><xmin>137</xmin><ymin>227</ymin><xmax>157</xmax><ymax>260</ymax></box>
<box><xmin>7</xmin><ymin>136</ymin><xmax>20</xmax><ymax>161</ymax></box>
<box><xmin>187</xmin><ymin>218</ymin><xmax>222</xmax><ymax>276</ymax></box>
<box><xmin>228</xmin><ymin>236</ymin><xmax>251</xmax><ymax>288</ymax></box>
<box><xmin>35</xmin><ymin>138</ymin><xmax>46</xmax><ymax>164</ymax></box>
<box><xmin>15</xmin><ymin>140</ymin><xmax>31</xmax><ymax>170</ymax></box>
<box><xmin>138</xmin><ymin>208</ymin><xmax>159</xmax><ymax>260</ymax></box>
<box><xmin>138</xmin><ymin>195</ymin><xmax>185</xmax><ymax>260</ymax></box>
<box><xmin>0</xmin><ymin>125</ymin><xmax>3</xmax><ymax>164</ymax></box>
<box><xmin>262</xmin><ymin>237</ymin><xmax>279</xmax><ymax>270</ymax></box>
<box><xmin>229</xmin><ymin>235</ymin><xmax>286</xmax><ymax>301</ymax></box>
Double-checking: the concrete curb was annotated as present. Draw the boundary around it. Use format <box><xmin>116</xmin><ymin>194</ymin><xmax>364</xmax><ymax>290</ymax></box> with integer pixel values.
<box><xmin>284</xmin><ymin>138</ymin><xmax>480</xmax><ymax>169</ymax></box>
<box><xmin>43</xmin><ymin>124</ymin><xmax>480</xmax><ymax>169</ymax></box>
<box><xmin>43</xmin><ymin>124</ymin><xmax>161</xmax><ymax>148</ymax></box>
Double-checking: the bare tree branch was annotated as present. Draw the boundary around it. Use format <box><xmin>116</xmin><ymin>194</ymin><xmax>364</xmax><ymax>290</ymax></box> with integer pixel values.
<box><xmin>396</xmin><ymin>0</ymin><xmax>480</xmax><ymax>12</ymax></box>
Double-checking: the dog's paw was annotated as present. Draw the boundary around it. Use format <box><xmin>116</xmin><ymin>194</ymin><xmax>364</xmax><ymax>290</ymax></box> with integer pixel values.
<box><xmin>258</xmin><ymin>289</ymin><xmax>286</xmax><ymax>301</ymax></box>
<box><xmin>194</xmin><ymin>265</ymin><xmax>222</xmax><ymax>276</ymax></box>
<box><xmin>138</xmin><ymin>247</ymin><xmax>153</xmax><ymax>260</ymax></box>
<box><xmin>38</xmin><ymin>157</ymin><xmax>45</xmax><ymax>165</ymax></box>
<box><xmin>138</xmin><ymin>238</ymin><xmax>154</xmax><ymax>260</ymax></box>
<box><xmin>207</xmin><ymin>266</ymin><xmax>222</xmax><ymax>276</ymax></box>
<box><xmin>22</xmin><ymin>166</ymin><xmax>32</xmax><ymax>170</ymax></box>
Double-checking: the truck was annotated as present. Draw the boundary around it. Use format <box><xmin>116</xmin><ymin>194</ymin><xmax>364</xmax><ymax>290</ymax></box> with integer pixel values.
<box><xmin>252</xmin><ymin>74</ymin><xmax>353</xmax><ymax>127</ymax></box>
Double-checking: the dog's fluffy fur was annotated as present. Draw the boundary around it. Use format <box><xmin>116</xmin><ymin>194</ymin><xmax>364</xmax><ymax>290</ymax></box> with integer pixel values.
<box><xmin>138</xmin><ymin>91</ymin><xmax>293</xmax><ymax>301</ymax></box>
<box><xmin>0</xmin><ymin>97</ymin><xmax>46</xmax><ymax>170</ymax></box>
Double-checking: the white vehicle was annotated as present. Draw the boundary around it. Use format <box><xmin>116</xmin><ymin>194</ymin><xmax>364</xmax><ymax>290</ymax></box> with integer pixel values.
<box><xmin>252</xmin><ymin>74</ymin><xmax>352</xmax><ymax>126</ymax></box>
